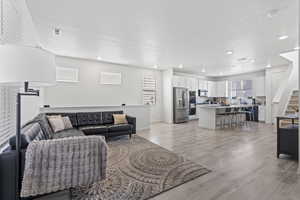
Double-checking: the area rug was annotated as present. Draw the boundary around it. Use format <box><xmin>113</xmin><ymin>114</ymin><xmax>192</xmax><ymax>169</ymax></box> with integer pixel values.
<box><xmin>71</xmin><ymin>135</ymin><xmax>210</xmax><ymax>200</ymax></box>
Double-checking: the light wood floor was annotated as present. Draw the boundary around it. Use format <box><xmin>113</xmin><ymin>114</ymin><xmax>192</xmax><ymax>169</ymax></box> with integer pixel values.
<box><xmin>37</xmin><ymin>121</ymin><xmax>299</xmax><ymax>200</ymax></box>
<box><xmin>138</xmin><ymin>121</ymin><xmax>300</xmax><ymax>200</ymax></box>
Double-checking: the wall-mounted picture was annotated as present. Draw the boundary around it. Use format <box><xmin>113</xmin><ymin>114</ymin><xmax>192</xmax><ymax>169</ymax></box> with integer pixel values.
<box><xmin>100</xmin><ymin>72</ymin><xmax>122</xmax><ymax>85</ymax></box>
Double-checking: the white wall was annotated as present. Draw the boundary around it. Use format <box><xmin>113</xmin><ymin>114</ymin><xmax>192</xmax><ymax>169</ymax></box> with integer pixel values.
<box><xmin>162</xmin><ymin>69</ymin><xmax>174</xmax><ymax>123</ymax></box>
<box><xmin>44</xmin><ymin>56</ymin><xmax>163</xmax><ymax>123</ymax></box>
<box><xmin>265</xmin><ymin>65</ymin><xmax>290</xmax><ymax>123</ymax></box>
<box><xmin>0</xmin><ymin>0</ymin><xmax>42</xmax><ymax>124</ymax></box>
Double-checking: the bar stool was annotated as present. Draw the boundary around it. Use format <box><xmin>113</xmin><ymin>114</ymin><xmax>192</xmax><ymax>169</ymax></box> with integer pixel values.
<box><xmin>231</xmin><ymin>107</ymin><xmax>241</xmax><ymax>127</ymax></box>
<box><xmin>217</xmin><ymin>108</ymin><xmax>233</xmax><ymax>128</ymax></box>
<box><xmin>240</xmin><ymin>107</ymin><xmax>255</xmax><ymax>126</ymax></box>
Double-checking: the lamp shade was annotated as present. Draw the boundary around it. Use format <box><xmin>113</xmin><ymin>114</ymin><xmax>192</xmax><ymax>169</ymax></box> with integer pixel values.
<box><xmin>0</xmin><ymin>44</ymin><xmax>56</xmax><ymax>86</ymax></box>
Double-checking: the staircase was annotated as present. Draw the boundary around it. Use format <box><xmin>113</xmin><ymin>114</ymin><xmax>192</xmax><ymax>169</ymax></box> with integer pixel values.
<box><xmin>285</xmin><ymin>90</ymin><xmax>299</xmax><ymax>115</ymax></box>
<box><xmin>280</xmin><ymin>90</ymin><xmax>299</xmax><ymax>127</ymax></box>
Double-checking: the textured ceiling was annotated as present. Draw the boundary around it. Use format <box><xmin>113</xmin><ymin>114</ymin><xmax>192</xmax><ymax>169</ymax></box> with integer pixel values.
<box><xmin>26</xmin><ymin>0</ymin><xmax>298</xmax><ymax>76</ymax></box>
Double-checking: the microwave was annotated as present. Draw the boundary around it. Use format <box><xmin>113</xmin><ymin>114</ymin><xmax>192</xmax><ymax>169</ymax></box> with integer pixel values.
<box><xmin>198</xmin><ymin>90</ymin><xmax>208</xmax><ymax>97</ymax></box>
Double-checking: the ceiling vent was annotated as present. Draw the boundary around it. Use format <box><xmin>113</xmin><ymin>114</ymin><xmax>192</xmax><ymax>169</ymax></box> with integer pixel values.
<box><xmin>54</xmin><ymin>28</ymin><xmax>61</xmax><ymax>35</ymax></box>
<box><xmin>237</xmin><ymin>57</ymin><xmax>248</xmax><ymax>62</ymax></box>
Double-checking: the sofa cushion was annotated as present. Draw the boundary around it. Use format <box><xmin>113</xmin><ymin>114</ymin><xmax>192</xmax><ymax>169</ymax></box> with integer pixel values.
<box><xmin>113</xmin><ymin>114</ymin><xmax>128</xmax><ymax>125</ymax></box>
<box><xmin>79</xmin><ymin>125</ymin><xmax>108</xmax><ymax>135</ymax></box>
<box><xmin>77</xmin><ymin>112</ymin><xmax>102</xmax><ymax>126</ymax></box>
<box><xmin>107</xmin><ymin>124</ymin><xmax>133</xmax><ymax>132</ymax></box>
<box><xmin>62</xmin><ymin>116</ymin><xmax>73</xmax><ymax>129</ymax></box>
<box><xmin>31</xmin><ymin>114</ymin><xmax>54</xmax><ymax>139</ymax></box>
<box><xmin>9</xmin><ymin>123</ymin><xmax>45</xmax><ymax>149</ymax></box>
<box><xmin>47</xmin><ymin>115</ymin><xmax>66</xmax><ymax>133</ymax></box>
<box><xmin>47</xmin><ymin>113</ymin><xmax>78</xmax><ymax>127</ymax></box>
<box><xmin>102</xmin><ymin>111</ymin><xmax>123</xmax><ymax>124</ymax></box>
<box><xmin>53</xmin><ymin>128</ymin><xmax>85</xmax><ymax>139</ymax></box>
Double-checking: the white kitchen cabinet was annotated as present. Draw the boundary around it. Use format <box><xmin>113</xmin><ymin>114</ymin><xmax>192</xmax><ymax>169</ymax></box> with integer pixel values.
<box><xmin>253</xmin><ymin>76</ymin><xmax>265</xmax><ymax>96</ymax></box>
<box><xmin>186</xmin><ymin>77</ymin><xmax>198</xmax><ymax>91</ymax></box>
<box><xmin>198</xmin><ymin>80</ymin><xmax>208</xmax><ymax>91</ymax></box>
<box><xmin>172</xmin><ymin>76</ymin><xmax>187</xmax><ymax>88</ymax></box>
<box><xmin>207</xmin><ymin>81</ymin><xmax>217</xmax><ymax>97</ymax></box>
<box><xmin>216</xmin><ymin>81</ymin><xmax>227</xmax><ymax>97</ymax></box>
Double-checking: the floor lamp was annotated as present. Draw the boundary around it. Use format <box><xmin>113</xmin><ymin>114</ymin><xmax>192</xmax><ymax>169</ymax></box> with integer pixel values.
<box><xmin>0</xmin><ymin>45</ymin><xmax>56</xmax><ymax>199</ymax></box>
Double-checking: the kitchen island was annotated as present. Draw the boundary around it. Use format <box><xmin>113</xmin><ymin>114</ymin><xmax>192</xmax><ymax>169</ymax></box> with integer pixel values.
<box><xmin>197</xmin><ymin>105</ymin><xmax>257</xmax><ymax>129</ymax></box>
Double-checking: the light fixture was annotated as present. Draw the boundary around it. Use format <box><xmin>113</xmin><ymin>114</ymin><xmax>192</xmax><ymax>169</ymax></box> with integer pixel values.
<box><xmin>250</xmin><ymin>59</ymin><xmax>255</xmax><ymax>63</ymax></box>
<box><xmin>226</xmin><ymin>50</ymin><xmax>233</xmax><ymax>55</ymax></box>
<box><xmin>266</xmin><ymin>64</ymin><xmax>272</xmax><ymax>68</ymax></box>
<box><xmin>153</xmin><ymin>65</ymin><xmax>158</xmax><ymax>69</ymax></box>
<box><xmin>97</xmin><ymin>56</ymin><xmax>102</xmax><ymax>60</ymax></box>
<box><xmin>278</xmin><ymin>35</ymin><xmax>289</xmax><ymax>40</ymax></box>
<box><xmin>219</xmin><ymin>72</ymin><xmax>223</xmax><ymax>76</ymax></box>
<box><xmin>0</xmin><ymin>44</ymin><xmax>56</xmax><ymax>199</ymax></box>
<box><xmin>178</xmin><ymin>64</ymin><xmax>183</xmax><ymax>69</ymax></box>
<box><xmin>294</xmin><ymin>46</ymin><xmax>300</xmax><ymax>51</ymax></box>
<box><xmin>201</xmin><ymin>68</ymin><xmax>206</xmax><ymax>73</ymax></box>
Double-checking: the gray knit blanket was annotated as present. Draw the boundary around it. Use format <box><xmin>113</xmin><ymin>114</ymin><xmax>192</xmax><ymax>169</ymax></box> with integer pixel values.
<box><xmin>20</xmin><ymin>136</ymin><xmax>108</xmax><ymax>197</ymax></box>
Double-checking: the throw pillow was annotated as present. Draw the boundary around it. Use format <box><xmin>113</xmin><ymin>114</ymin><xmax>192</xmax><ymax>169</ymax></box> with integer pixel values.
<box><xmin>62</xmin><ymin>116</ymin><xmax>73</xmax><ymax>129</ymax></box>
<box><xmin>113</xmin><ymin>114</ymin><xmax>128</xmax><ymax>125</ymax></box>
<box><xmin>47</xmin><ymin>115</ymin><xmax>65</xmax><ymax>133</ymax></box>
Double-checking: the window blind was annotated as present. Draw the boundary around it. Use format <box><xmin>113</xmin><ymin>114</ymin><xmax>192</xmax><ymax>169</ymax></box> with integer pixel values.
<box><xmin>0</xmin><ymin>86</ymin><xmax>17</xmax><ymax>147</ymax></box>
<box><xmin>143</xmin><ymin>75</ymin><xmax>156</xmax><ymax>105</ymax></box>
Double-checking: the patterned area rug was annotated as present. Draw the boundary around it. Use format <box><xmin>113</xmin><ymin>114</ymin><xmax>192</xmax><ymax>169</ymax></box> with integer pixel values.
<box><xmin>71</xmin><ymin>135</ymin><xmax>210</xmax><ymax>200</ymax></box>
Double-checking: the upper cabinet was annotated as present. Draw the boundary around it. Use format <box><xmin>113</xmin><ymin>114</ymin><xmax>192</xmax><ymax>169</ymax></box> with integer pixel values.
<box><xmin>207</xmin><ymin>81</ymin><xmax>217</xmax><ymax>97</ymax></box>
<box><xmin>172</xmin><ymin>75</ymin><xmax>187</xmax><ymax>88</ymax></box>
<box><xmin>198</xmin><ymin>80</ymin><xmax>208</xmax><ymax>91</ymax></box>
<box><xmin>186</xmin><ymin>77</ymin><xmax>198</xmax><ymax>91</ymax></box>
<box><xmin>173</xmin><ymin>76</ymin><xmax>198</xmax><ymax>91</ymax></box>
<box><xmin>216</xmin><ymin>81</ymin><xmax>228</xmax><ymax>97</ymax></box>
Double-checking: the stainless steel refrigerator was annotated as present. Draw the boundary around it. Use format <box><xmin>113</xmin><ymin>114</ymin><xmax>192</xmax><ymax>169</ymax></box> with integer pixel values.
<box><xmin>173</xmin><ymin>87</ymin><xmax>189</xmax><ymax>123</ymax></box>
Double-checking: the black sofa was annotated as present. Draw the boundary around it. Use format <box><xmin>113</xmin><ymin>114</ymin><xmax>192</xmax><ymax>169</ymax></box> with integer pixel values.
<box><xmin>0</xmin><ymin>110</ymin><xmax>136</xmax><ymax>200</ymax></box>
<box><xmin>47</xmin><ymin>110</ymin><xmax>136</xmax><ymax>138</ymax></box>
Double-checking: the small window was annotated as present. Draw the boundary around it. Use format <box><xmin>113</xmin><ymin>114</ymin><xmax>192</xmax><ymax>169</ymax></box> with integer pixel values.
<box><xmin>56</xmin><ymin>67</ymin><xmax>79</xmax><ymax>82</ymax></box>
<box><xmin>100</xmin><ymin>72</ymin><xmax>122</xmax><ymax>85</ymax></box>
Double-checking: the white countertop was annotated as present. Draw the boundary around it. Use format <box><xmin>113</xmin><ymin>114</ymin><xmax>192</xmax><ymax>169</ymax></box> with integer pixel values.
<box><xmin>197</xmin><ymin>104</ymin><xmax>258</xmax><ymax>109</ymax></box>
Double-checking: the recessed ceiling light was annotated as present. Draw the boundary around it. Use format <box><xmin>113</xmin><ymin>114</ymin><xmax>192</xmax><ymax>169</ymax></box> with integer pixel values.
<box><xmin>219</xmin><ymin>72</ymin><xmax>223</xmax><ymax>75</ymax></box>
<box><xmin>266</xmin><ymin>64</ymin><xmax>272</xmax><ymax>68</ymax></box>
<box><xmin>278</xmin><ymin>35</ymin><xmax>288</xmax><ymax>40</ymax></box>
<box><xmin>153</xmin><ymin>65</ymin><xmax>158</xmax><ymax>69</ymax></box>
<box><xmin>226</xmin><ymin>50</ymin><xmax>233</xmax><ymax>55</ymax></box>
<box><xmin>178</xmin><ymin>64</ymin><xmax>183</xmax><ymax>69</ymax></box>
<box><xmin>97</xmin><ymin>56</ymin><xmax>102</xmax><ymax>60</ymax></box>
<box><xmin>250</xmin><ymin>59</ymin><xmax>255</xmax><ymax>63</ymax></box>
<box><xmin>201</xmin><ymin>68</ymin><xmax>206</xmax><ymax>73</ymax></box>
<box><xmin>294</xmin><ymin>46</ymin><xmax>300</xmax><ymax>51</ymax></box>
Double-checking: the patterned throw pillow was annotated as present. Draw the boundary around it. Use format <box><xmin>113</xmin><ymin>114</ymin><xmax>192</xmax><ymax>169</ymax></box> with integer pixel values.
<box><xmin>47</xmin><ymin>115</ymin><xmax>65</xmax><ymax>133</ymax></box>
<box><xmin>62</xmin><ymin>116</ymin><xmax>73</xmax><ymax>129</ymax></box>
<box><xmin>113</xmin><ymin>114</ymin><xmax>128</xmax><ymax>125</ymax></box>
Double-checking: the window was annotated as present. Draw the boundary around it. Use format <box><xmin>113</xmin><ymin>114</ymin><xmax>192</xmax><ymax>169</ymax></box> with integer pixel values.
<box><xmin>231</xmin><ymin>80</ymin><xmax>253</xmax><ymax>98</ymax></box>
<box><xmin>56</xmin><ymin>67</ymin><xmax>79</xmax><ymax>82</ymax></box>
<box><xmin>0</xmin><ymin>86</ymin><xmax>17</xmax><ymax>148</ymax></box>
<box><xmin>143</xmin><ymin>75</ymin><xmax>156</xmax><ymax>105</ymax></box>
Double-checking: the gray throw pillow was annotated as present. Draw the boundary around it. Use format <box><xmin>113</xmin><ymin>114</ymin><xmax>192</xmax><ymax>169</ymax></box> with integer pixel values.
<box><xmin>47</xmin><ymin>115</ymin><xmax>65</xmax><ymax>133</ymax></box>
<box><xmin>62</xmin><ymin>116</ymin><xmax>73</xmax><ymax>129</ymax></box>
